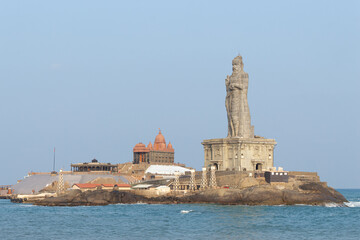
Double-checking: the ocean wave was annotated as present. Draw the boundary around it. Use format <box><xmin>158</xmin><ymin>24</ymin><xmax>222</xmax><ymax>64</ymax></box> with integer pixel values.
<box><xmin>180</xmin><ymin>210</ymin><xmax>193</xmax><ymax>214</ymax></box>
<box><xmin>114</xmin><ymin>202</ymin><xmax>149</xmax><ymax>205</ymax></box>
<box><xmin>324</xmin><ymin>203</ymin><xmax>343</xmax><ymax>208</ymax></box>
<box><xmin>20</xmin><ymin>204</ymin><xmax>36</xmax><ymax>207</ymax></box>
<box><xmin>344</xmin><ymin>201</ymin><xmax>360</xmax><ymax>207</ymax></box>
<box><xmin>323</xmin><ymin>202</ymin><xmax>360</xmax><ymax>208</ymax></box>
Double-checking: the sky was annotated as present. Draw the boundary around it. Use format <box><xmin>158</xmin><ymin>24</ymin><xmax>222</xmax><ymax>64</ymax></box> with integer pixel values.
<box><xmin>0</xmin><ymin>1</ymin><xmax>359</xmax><ymax>188</ymax></box>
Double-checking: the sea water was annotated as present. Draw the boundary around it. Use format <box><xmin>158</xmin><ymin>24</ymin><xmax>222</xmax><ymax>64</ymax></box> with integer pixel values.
<box><xmin>1</xmin><ymin>189</ymin><xmax>360</xmax><ymax>240</ymax></box>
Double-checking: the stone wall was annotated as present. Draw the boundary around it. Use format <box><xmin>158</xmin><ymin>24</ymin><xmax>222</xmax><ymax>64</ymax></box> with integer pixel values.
<box><xmin>202</xmin><ymin>137</ymin><xmax>276</xmax><ymax>171</ymax></box>
<box><xmin>288</xmin><ymin>171</ymin><xmax>320</xmax><ymax>182</ymax></box>
<box><xmin>215</xmin><ymin>172</ymin><xmax>248</xmax><ymax>188</ymax></box>
<box><xmin>149</xmin><ymin>151</ymin><xmax>174</xmax><ymax>164</ymax></box>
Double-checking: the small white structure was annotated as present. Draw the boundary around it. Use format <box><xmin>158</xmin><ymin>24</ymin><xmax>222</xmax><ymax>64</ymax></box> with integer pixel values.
<box><xmin>145</xmin><ymin>165</ymin><xmax>189</xmax><ymax>175</ymax></box>
<box><xmin>132</xmin><ymin>184</ymin><xmax>153</xmax><ymax>190</ymax></box>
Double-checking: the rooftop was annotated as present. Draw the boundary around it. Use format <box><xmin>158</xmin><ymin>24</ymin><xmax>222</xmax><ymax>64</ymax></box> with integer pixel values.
<box><xmin>73</xmin><ymin>183</ymin><xmax>131</xmax><ymax>189</ymax></box>
<box><xmin>145</xmin><ymin>165</ymin><xmax>190</xmax><ymax>175</ymax></box>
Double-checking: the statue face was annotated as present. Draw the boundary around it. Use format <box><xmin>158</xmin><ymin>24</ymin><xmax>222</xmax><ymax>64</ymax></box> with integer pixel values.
<box><xmin>233</xmin><ymin>64</ymin><xmax>240</xmax><ymax>72</ymax></box>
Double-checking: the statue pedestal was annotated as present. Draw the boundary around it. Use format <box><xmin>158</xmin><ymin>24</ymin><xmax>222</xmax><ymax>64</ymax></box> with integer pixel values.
<box><xmin>201</xmin><ymin>137</ymin><xmax>277</xmax><ymax>171</ymax></box>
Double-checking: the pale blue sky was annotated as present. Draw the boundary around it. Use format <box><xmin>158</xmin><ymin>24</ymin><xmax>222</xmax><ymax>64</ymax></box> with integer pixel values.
<box><xmin>0</xmin><ymin>1</ymin><xmax>359</xmax><ymax>188</ymax></box>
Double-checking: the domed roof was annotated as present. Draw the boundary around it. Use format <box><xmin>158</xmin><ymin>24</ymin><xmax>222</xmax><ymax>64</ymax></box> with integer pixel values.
<box><xmin>147</xmin><ymin>141</ymin><xmax>153</xmax><ymax>149</ymax></box>
<box><xmin>154</xmin><ymin>129</ymin><xmax>167</xmax><ymax>151</ymax></box>
<box><xmin>167</xmin><ymin>141</ymin><xmax>174</xmax><ymax>152</ymax></box>
<box><xmin>133</xmin><ymin>142</ymin><xmax>150</xmax><ymax>152</ymax></box>
<box><xmin>154</xmin><ymin>129</ymin><xmax>166</xmax><ymax>144</ymax></box>
<box><xmin>134</xmin><ymin>142</ymin><xmax>146</xmax><ymax>148</ymax></box>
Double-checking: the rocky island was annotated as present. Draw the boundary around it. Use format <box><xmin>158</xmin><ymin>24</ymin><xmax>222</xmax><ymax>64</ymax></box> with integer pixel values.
<box><xmin>7</xmin><ymin>55</ymin><xmax>347</xmax><ymax>207</ymax></box>
<box><xmin>30</xmin><ymin>183</ymin><xmax>345</xmax><ymax>207</ymax></box>
<box><xmin>14</xmin><ymin>173</ymin><xmax>346</xmax><ymax>206</ymax></box>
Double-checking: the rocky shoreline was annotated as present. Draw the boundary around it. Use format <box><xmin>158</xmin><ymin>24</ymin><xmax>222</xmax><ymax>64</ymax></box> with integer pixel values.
<box><xmin>25</xmin><ymin>181</ymin><xmax>347</xmax><ymax>207</ymax></box>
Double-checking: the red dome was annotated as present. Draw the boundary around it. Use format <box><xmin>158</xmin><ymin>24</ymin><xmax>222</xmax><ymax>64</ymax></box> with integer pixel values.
<box><xmin>133</xmin><ymin>142</ymin><xmax>150</xmax><ymax>152</ymax></box>
<box><xmin>154</xmin><ymin>130</ymin><xmax>166</xmax><ymax>144</ymax></box>
<box><xmin>167</xmin><ymin>141</ymin><xmax>174</xmax><ymax>152</ymax></box>
<box><xmin>154</xmin><ymin>129</ymin><xmax>166</xmax><ymax>150</ymax></box>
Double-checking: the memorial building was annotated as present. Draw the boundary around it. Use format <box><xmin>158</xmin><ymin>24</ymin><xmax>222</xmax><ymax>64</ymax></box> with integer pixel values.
<box><xmin>133</xmin><ymin>130</ymin><xmax>174</xmax><ymax>164</ymax></box>
<box><xmin>71</xmin><ymin>158</ymin><xmax>118</xmax><ymax>172</ymax></box>
<box><xmin>202</xmin><ymin>56</ymin><xmax>277</xmax><ymax>171</ymax></box>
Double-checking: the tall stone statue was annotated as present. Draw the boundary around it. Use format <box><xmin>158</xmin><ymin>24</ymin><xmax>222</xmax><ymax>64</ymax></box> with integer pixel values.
<box><xmin>203</xmin><ymin>55</ymin><xmax>276</xmax><ymax>171</ymax></box>
<box><xmin>225</xmin><ymin>55</ymin><xmax>254</xmax><ymax>138</ymax></box>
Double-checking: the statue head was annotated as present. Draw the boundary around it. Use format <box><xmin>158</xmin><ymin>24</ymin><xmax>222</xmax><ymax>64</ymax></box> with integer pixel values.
<box><xmin>232</xmin><ymin>55</ymin><xmax>244</xmax><ymax>72</ymax></box>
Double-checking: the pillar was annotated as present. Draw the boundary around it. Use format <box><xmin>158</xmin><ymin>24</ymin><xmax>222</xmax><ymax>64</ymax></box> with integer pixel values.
<box><xmin>174</xmin><ymin>171</ymin><xmax>180</xmax><ymax>191</ymax></box>
<box><xmin>189</xmin><ymin>169</ymin><xmax>196</xmax><ymax>191</ymax></box>
<box><xmin>200</xmin><ymin>167</ymin><xmax>208</xmax><ymax>190</ymax></box>
<box><xmin>210</xmin><ymin>166</ymin><xmax>217</xmax><ymax>189</ymax></box>
<box><xmin>56</xmin><ymin>169</ymin><xmax>65</xmax><ymax>196</ymax></box>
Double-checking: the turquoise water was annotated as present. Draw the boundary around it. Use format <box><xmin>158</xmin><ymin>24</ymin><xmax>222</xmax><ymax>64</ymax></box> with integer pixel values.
<box><xmin>1</xmin><ymin>189</ymin><xmax>360</xmax><ymax>240</ymax></box>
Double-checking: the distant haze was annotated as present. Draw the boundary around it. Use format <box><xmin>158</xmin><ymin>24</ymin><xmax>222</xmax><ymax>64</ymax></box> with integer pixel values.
<box><xmin>0</xmin><ymin>1</ymin><xmax>359</xmax><ymax>188</ymax></box>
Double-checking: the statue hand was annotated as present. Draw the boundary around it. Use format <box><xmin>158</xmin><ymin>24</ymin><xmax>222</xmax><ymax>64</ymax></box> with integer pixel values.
<box><xmin>230</xmin><ymin>83</ymin><xmax>239</xmax><ymax>89</ymax></box>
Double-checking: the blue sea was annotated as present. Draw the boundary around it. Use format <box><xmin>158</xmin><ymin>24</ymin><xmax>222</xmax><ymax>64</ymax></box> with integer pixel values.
<box><xmin>1</xmin><ymin>189</ymin><xmax>360</xmax><ymax>240</ymax></box>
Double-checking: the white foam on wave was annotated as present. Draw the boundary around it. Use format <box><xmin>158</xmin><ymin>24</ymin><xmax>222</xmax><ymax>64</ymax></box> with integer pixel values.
<box><xmin>324</xmin><ymin>203</ymin><xmax>342</xmax><ymax>208</ymax></box>
<box><xmin>324</xmin><ymin>201</ymin><xmax>360</xmax><ymax>208</ymax></box>
<box><xmin>180</xmin><ymin>210</ymin><xmax>193</xmax><ymax>214</ymax></box>
<box><xmin>20</xmin><ymin>204</ymin><xmax>35</xmax><ymax>207</ymax></box>
<box><xmin>344</xmin><ymin>201</ymin><xmax>360</xmax><ymax>207</ymax></box>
